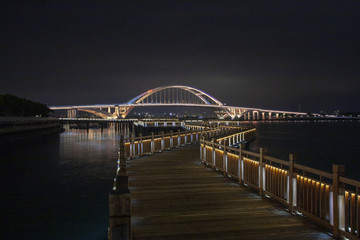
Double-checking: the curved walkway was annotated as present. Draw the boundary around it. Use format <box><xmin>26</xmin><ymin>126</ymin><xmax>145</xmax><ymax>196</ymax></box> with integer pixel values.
<box><xmin>128</xmin><ymin>143</ymin><xmax>333</xmax><ymax>240</ymax></box>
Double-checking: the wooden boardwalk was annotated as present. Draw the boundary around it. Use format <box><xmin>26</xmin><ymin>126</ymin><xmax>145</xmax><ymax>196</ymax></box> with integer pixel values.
<box><xmin>128</xmin><ymin>143</ymin><xmax>334</xmax><ymax>240</ymax></box>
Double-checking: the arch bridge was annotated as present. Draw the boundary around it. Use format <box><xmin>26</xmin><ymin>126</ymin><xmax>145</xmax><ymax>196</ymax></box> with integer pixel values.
<box><xmin>50</xmin><ymin>85</ymin><xmax>307</xmax><ymax>120</ymax></box>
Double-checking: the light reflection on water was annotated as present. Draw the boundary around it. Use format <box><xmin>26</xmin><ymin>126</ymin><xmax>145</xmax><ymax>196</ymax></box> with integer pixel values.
<box><xmin>0</xmin><ymin>127</ymin><xmax>124</xmax><ymax>240</ymax></box>
<box><xmin>59</xmin><ymin>128</ymin><xmax>119</xmax><ymax>166</ymax></box>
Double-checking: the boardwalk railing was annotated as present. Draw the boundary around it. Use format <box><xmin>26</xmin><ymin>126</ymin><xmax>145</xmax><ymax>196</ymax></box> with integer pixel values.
<box><xmin>201</xmin><ymin>136</ymin><xmax>360</xmax><ymax>240</ymax></box>
<box><xmin>122</xmin><ymin>125</ymin><xmax>254</xmax><ymax>158</ymax></box>
<box><xmin>109</xmin><ymin>123</ymin><xmax>256</xmax><ymax>240</ymax></box>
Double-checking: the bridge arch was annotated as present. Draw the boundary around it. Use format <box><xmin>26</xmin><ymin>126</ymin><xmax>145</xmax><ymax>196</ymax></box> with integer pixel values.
<box><xmin>127</xmin><ymin>86</ymin><xmax>224</xmax><ymax>106</ymax></box>
<box><xmin>51</xmin><ymin>86</ymin><xmax>232</xmax><ymax>119</ymax></box>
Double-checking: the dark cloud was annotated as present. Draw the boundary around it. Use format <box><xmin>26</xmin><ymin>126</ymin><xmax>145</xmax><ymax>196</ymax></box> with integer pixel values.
<box><xmin>1</xmin><ymin>0</ymin><xmax>359</xmax><ymax>112</ymax></box>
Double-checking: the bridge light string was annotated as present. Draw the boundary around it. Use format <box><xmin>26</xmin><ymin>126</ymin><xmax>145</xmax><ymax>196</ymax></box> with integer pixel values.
<box><xmin>50</xmin><ymin>85</ymin><xmax>311</xmax><ymax>119</ymax></box>
<box><xmin>127</xmin><ymin>86</ymin><xmax>224</xmax><ymax>106</ymax></box>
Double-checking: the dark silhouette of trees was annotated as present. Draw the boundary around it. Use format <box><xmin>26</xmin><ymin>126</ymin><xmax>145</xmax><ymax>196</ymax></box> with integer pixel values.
<box><xmin>0</xmin><ymin>94</ymin><xmax>51</xmax><ymax>117</ymax></box>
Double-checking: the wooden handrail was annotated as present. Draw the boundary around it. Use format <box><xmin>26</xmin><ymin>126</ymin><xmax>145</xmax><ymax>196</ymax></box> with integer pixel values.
<box><xmin>339</xmin><ymin>176</ymin><xmax>360</xmax><ymax>188</ymax></box>
<box><xmin>294</xmin><ymin>163</ymin><xmax>333</xmax><ymax>179</ymax></box>
<box><xmin>263</xmin><ymin>155</ymin><xmax>289</xmax><ymax>166</ymax></box>
<box><xmin>200</xmin><ymin>128</ymin><xmax>360</xmax><ymax>240</ymax></box>
<box><xmin>242</xmin><ymin>150</ymin><xmax>260</xmax><ymax>158</ymax></box>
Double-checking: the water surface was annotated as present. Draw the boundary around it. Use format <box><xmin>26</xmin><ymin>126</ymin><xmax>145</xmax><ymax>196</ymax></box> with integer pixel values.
<box><xmin>0</xmin><ymin>121</ymin><xmax>359</xmax><ymax>239</ymax></box>
<box><xmin>247</xmin><ymin>120</ymin><xmax>360</xmax><ymax>180</ymax></box>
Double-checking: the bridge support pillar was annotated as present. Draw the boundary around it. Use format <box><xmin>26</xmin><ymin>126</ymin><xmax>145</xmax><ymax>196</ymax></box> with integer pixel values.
<box><xmin>67</xmin><ymin>109</ymin><xmax>77</xmax><ymax>118</ymax></box>
<box><xmin>115</xmin><ymin>106</ymin><xmax>120</xmax><ymax>118</ymax></box>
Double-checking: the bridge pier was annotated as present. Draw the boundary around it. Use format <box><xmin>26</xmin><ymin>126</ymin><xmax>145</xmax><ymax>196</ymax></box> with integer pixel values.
<box><xmin>67</xmin><ymin>109</ymin><xmax>77</xmax><ymax>118</ymax></box>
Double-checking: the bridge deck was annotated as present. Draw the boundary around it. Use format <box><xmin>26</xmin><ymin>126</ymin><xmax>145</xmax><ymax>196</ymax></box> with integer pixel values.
<box><xmin>128</xmin><ymin>144</ymin><xmax>333</xmax><ymax>240</ymax></box>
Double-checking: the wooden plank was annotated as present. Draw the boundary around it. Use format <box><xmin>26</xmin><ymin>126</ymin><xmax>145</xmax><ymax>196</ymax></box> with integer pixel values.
<box><xmin>129</xmin><ymin>144</ymin><xmax>334</xmax><ymax>240</ymax></box>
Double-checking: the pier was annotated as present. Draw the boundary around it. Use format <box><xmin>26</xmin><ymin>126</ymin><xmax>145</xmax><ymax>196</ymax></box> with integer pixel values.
<box><xmin>108</xmin><ymin>123</ymin><xmax>360</xmax><ymax>240</ymax></box>
<box><xmin>129</xmin><ymin>143</ymin><xmax>332</xmax><ymax>239</ymax></box>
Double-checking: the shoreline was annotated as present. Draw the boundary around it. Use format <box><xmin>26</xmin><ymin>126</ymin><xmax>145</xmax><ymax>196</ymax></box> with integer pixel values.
<box><xmin>0</xmin><ymin>117</ymin><xmax>63</xmax><ymax>141</ymax></box>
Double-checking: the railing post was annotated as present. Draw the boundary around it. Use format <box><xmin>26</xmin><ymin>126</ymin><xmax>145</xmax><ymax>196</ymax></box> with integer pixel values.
<box><xmin>259</xmin><ymin>147</ymin><xmax>264</xmax><ymax>196</ymax></box>
<box><xmin>223</xmin><ymin>142</ymin><xmax>227</xmax><ymax>175</ymax></box>
<box><xmin>200</xmin><ymin>136</ymin><xmax>203</xmax><ymax>161</ymax></box>
<box><xmin>139</xmin><ymin>133</ymin><xmax>143</xmax><ymax>156</ymax></box>
<box><xmin>151</xmin><ymin>132</ymin><xmax>154</xmax><ymax>155</ymax></box>
<box><xmin>161</xmin><ymin>131</ymin><xmax>165</xmax><ymax>152</ymax></box>
<box><xmin>130</xmin><ymin>130</ymin><xmax>135</xmax><ymax>159</ymax></box>
<box><xmin>109</xmin><ymin>135</ymin><xmax>131</xmax><ymax>240</ymax></box>
<box><xmin>288</xmin><ymin>153</ymin><xmax>296</xmax><ymax>214</ymax></box>
<box><xmin>184</xmin><ymin>130</ymin><xmax>188</xmax><ymax>144</ymax></box>
<box><xmin>178</xmin><ymin>129</ymin><xmax>181</xmax><ymax>147</ymax></box>
<box><xmin>212</xmin><ymin>138</ymin><xmax>215</xmax><ymax>169</ymax></box>
<box><xmin>170</xmin><ymin>130</ymin><xmax>173</xmax><ymax>148</ymax></box>
<box><xmin>238</xmin><ymin>143</ymin><xmax>244</xmax><ymax>184</ymax></box>
<box><xmin>332</xmin><ymin>164</ymin><xmax>345</xmax><ymax>238</ymax></box>
<box><xmin>202</xmin><ymin>136</ymin><xmax>206</xmax><ymax>163</ymax></box>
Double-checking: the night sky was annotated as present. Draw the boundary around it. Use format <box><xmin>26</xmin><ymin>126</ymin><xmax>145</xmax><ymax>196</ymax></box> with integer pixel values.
<box><xmin>1</xmin><ymin>1</ymin><xmax>359</xmax><ymax>113</ymax></box>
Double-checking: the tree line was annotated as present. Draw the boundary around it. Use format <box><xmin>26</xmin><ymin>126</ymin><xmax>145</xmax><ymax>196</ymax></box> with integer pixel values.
<box><xmin>0</xmin><ymin>94</ymin><xmax>51</xmax><ymax>117</ymax></box>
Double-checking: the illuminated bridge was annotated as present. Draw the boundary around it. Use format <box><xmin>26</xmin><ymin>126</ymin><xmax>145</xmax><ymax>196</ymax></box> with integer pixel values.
<box><xmin>50</xmin><ymin>85</ymin><xmax>308</xmax><ymax>120</ymax></box>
